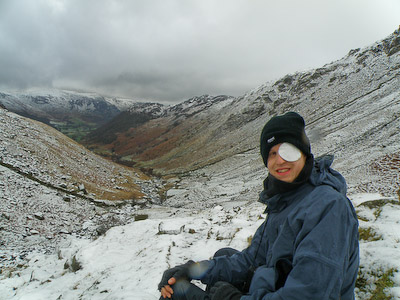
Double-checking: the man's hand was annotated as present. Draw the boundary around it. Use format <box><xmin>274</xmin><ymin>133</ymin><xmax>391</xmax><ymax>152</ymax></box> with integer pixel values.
<box><xmin>158</xmin><ymin>260</ymin><xmax>195</xmax><ymax>298</ymax></box>
<box><xmin>160</xmin><ymin>277</ymin><xmax>176</xmax><ymax>299</ymax></box>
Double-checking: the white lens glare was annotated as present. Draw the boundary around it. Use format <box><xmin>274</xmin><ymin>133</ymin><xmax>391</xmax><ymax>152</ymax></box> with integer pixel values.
<box><xmin>278</xmin><ymin>143</ymin><xmax>302</xmax><ymax>162</ymax></box>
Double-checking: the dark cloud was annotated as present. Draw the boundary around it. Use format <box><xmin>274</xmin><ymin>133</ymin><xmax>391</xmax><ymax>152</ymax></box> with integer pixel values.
<box><xmin>0</xmin><ymin>0</ymin><xmax>399</xmax><ymax>103</ymax></box>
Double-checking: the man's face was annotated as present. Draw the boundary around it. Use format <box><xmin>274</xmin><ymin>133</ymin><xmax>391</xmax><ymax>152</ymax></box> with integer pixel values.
<box><xmin>267</xmin><ymin>143</ymin><xmax>306</xmax><ymax>183</ymax></box>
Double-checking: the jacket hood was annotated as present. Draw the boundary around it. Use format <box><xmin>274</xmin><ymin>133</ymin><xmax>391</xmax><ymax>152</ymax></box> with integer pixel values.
<box><xmin>259</xmin><ymin>154</ymin><xmax>347</xmax><ymax>209</ymax></box>
<box><xmin>309</xmin><ymin>155</ymin><xmax>347</xmax><ymax>195</ymax></box>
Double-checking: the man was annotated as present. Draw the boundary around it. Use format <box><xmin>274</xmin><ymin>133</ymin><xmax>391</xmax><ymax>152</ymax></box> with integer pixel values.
<box><xmin>159</xmin><ymin>112</ymin><xmax>360</xmax><ymax>299</ymax></box>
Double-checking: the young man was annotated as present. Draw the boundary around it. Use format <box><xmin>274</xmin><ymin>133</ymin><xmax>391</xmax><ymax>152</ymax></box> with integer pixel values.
<box><xmin>159</xmin><ymin>112</ymin><xmax>360</xmax><ymax>300</ymax></box>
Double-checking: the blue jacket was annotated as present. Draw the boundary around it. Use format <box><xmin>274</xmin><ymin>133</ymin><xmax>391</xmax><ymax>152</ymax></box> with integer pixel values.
<box><xmin>202</xmin><ymin>156</ymin><xmax>359</xmax><ymax>299</ymax></box>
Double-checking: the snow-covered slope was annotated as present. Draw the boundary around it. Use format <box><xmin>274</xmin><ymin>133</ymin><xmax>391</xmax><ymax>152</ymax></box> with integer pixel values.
<box><xmin>0</xmin><ymin>107</ymin><xmax>159</xmax><ymax>202</ymax></box>
<box><xmin>1</xmin><ymin>184</ymin><xmax>399</xmax><ymax>299</ymax></box>
<box><xmin>0</xmin><ymin>107</ymin><xmax>162</xmax><ymax>272</ymax></box>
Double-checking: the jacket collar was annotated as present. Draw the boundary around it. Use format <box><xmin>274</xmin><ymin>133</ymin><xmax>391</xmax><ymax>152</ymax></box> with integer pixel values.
<box><xmin>259</xmin><ymin>183</ymin><xmax>313</xmax><ymax>213</ymax></box>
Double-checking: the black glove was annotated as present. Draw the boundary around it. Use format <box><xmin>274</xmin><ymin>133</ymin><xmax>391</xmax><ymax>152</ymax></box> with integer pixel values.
<box><xmin>209</xmin><ymin>281</ymin><xmax>242</xmax><ymax>300</ymax></box>
<box><xmin>158</xmin><ymin>260</ymin><xmax>195</xmax><ymax>291</ymax></box>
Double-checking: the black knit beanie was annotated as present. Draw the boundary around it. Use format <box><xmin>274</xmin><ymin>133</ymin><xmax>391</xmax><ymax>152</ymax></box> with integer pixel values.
<box><xmin>260</xmin><ymin>112</ymin><xmax>311</xmax><ymax>167</ymax></box>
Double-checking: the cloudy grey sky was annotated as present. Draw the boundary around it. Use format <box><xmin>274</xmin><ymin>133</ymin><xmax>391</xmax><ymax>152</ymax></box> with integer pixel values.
<box><xmin>0</xmin><ymin>0</ymin><xmax>399</xmax><ymax>103</ymax></box>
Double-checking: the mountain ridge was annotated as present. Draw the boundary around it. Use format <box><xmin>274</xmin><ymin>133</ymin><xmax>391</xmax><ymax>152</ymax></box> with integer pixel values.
<box><xmin>81</xmin><ymin>29</ymin><xmax>400</xmax><ymax>198</ymax></box>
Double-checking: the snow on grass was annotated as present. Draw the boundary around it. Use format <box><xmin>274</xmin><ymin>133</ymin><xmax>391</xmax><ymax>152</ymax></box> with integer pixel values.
<box><xmin>1</xmin><ymin>193</ymin><xmax>399</xmax><ymax>299</ymax></box>
<box><xmin>0</xmin><ymin>202</ymin><xmax>264</xmax><ymax>300</ymax></box>
<box><xmin>351</xmin><ymin>194</ymin><xmax>400</xmax><ymax>299</ymax></box>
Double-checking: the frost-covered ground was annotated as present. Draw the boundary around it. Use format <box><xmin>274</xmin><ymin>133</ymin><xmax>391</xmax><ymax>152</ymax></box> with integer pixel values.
<box><xmin>1</xmin><ymin>158</ymin><xmax>399</xmax><ymax>299</ymax></box>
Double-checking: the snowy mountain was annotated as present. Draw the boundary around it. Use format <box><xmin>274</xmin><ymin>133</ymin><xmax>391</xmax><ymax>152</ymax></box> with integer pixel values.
<box><xmin>1</xmin><ymin>29</ymin><xmax>400</xmax><ymax>299</ymax></box>
<box><xmin>0</xmin><ymin>89</ymin><xmax>139</xmax><ymax>141</ymax></box>
<box><xmin>0</xmin><ymin>89</ymin><xmax>123</xmax><ymax>121</ymax></box>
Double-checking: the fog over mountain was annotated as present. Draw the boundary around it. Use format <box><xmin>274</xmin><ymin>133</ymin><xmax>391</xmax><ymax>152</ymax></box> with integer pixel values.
<box><xmin>1</xmin><ymin>0</ymin><xmax>399</xmax><ymax>102</ymax></box>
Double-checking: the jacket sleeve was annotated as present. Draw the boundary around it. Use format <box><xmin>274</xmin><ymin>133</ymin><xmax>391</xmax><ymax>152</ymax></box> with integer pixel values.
<box><xmin>242</xmin><ymin>187</ymin><xmax>359</xmax><ymax>300</ymax></box>
<box><xmin>200</xmin><ymin>220</ymin><xmax>268</xmax><ymax>287</ymax></box>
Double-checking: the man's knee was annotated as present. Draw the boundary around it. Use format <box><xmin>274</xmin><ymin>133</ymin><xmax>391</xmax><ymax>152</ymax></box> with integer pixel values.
<box><xmin>213</xmin><ymin>247</ymin><xmax>239</xmax><ymax>258</ymax></box>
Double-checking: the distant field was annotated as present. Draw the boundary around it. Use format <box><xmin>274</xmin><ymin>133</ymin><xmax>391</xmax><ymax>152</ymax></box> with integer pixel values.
<box><xmin>50</xmin><ymin>118</ymin><xmax>99</xmax><ymax>142</ymax></box>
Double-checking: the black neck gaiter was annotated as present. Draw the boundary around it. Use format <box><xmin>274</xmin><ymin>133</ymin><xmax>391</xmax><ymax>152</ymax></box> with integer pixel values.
<box><xmin>264</xmin><ymin>155</ymin><xmax>314</xmax><ymax>198</ymax></box>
